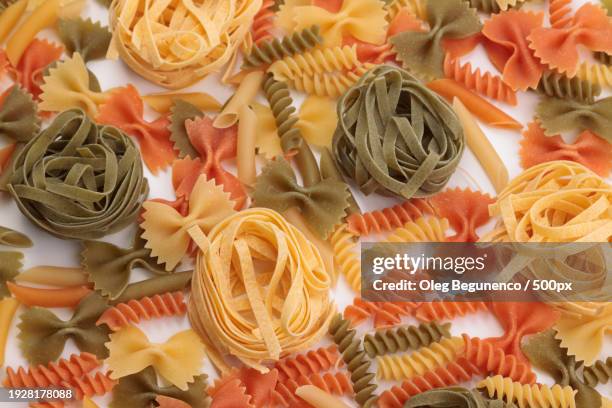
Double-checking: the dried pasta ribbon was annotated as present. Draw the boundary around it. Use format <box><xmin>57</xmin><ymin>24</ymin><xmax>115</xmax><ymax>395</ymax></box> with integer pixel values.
<box><xmin>344</xmin><ymin>297</ymin><xmax>417</xmax><ymax>329</ymax></box>
<box><xmin>333</xmin><ymin>65</ymin><xmax>465</xmax><ymax>200</ymax></box>
<box><xmin>106</xmin><ymin>325</ymin><xmax>205</xmax><ymax>391</ymax></box>
<box><xmin>96</xmin><ymin>85</ymin><xmax>176</xmax><ymax>174</ymax></box>
<box><xmin>110</xmin><ymin>367</ymin><xmax>209</xmax><ymax>408</ymax></box>
<box><xmin>96</xmin><ymin>291</ymin><xmax>187</xmax><ymax>331</ymax></box>
<box><xmin>3</xmin><ymin>352</ymin><xmax>100</xmax><ymax>388</ymax></box>
<box><xmin>8</xmin><ymin>109</ymin><xmax>148</xmax><ymax>240</ymax></box>
<box><xmin>415</xmin><ymin>301</ymin><xmax>489</xmax><ymax>322</ymax></box>
<box><xmin>346</xmin><ymin>199</ymin><xmax>435</xmax><ymax>236</ymax></box>
<box><xmin>107</xmin><ymin>0</ymin><xmax>261</xmax><ymax>89</ymax></box>
<box><xmin>189</xmin><ymin>208</ymin><xmax>334</xmax><ymax>372</ymax></box>
<box><xmin>377</xmin><ymin>358</ymin><xmax>480</xmax><ymax>408</ymax></box>
<box><xmin>0</xmin><ymin>85</ymin><xmax>41</xmax><ymax>143</ymax></box>
<box><xmin>462</xmin><ymin>335</ymin><xmax>536</xmax><ymax>384</ymax></box>
<box><xmin>243</xmin><ymin>26</ymin><xmax>323</xmax><ymax>69</ymax></box>
<box><xmin>6</xmin><ymin>282</ymin><xmax>92</xmax><ymax>308</ymax></box>
<box><xmin>537</xmin><ymin>71</ymin><xmax>602</xmax><ymax>104</ymax></box>
<box><xmin>583</xmin><ymin>357</ymin><xmax>612</xmax><ymax>387</ymax></box>
<box><xmin>444</xmin><ymin>55</ymin><xmax>517</xmax><ymax>105</ymax></box>
<box><xmin>0</xmin><ymin>225</ymin><xmax>32</xmax><ymax>247</ymax></box>
<box><xmin>0</xmin><ymin>297</ymin><xmax>19</xmax><ymax>366</ymax></box>
<box><xmin>329</xmin><ymin>225</ymin><xmax>361</xmax><ymax>292</ymax></box>
<box><xmin>328</xmin><ymin>314</ymin><xmax>377</xmax><ymax>408</ymax></box>
<box><xmin>363</xmin><ymin>322</ymin><xmax>452</xmax><ymax>358</ymax></box>
<box><xmin>376</xmin><ymin>337</ymin><xmax>465</xmax><ymax>381</ymax></box>
<box><xmin>274</xmin><ymin>345</ymin><xmax>342</xmax><ymax>381</ymax></box>
<box><xmin>8</xmin><ymin>39</ymin><xmax>63</xmax><ymax>100</ymax></box>
<box><xmin>478</xmin><ymin>375</ymin><xmax>578</xmax><ymax>408</ymax></box>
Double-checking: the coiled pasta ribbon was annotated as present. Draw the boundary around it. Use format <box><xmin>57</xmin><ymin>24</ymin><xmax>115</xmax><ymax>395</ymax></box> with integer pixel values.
<box><xmin>189</xmin><ymin>208</ymin><xmax>334</xmax><ymax>373</ymax></box>
<box><xmin>274</xmin><ymin>345</ymin><xmax>342</xmax><ymax>381</ymax></box>
<box><xmin>576</xmin><ymin>61</ymin><xmax>612</xmax><ymax>88</ymax></box>
<box><xmin>583</xmin><ymin>357</ymin><xmax>611</xmax><ymax>387</ymax></box>
<box><xmin>478</xmin><ymin>375</ymin><xmax>578</xmax><ymax>408</ymax></box>
<box><xmin>4</xmin><ymin>353</ymin><xmax>100</xmax><ymax>388</ymax></box>
<box><xmin>329</xmin><ymin>225</ymin><xmax>361</xmax><ymax>292</ymax></box>
<box><xmin>363</xmin><ymin>322</ymin><xmax>452</xmax><ymax>358</ymax></box>
<box><xmin>346</xmin><ymin>199</ymin><xmax>435</xmax><ymax>236</ymax></box>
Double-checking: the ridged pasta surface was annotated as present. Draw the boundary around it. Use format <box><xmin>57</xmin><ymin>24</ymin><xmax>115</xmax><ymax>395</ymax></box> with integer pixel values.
<box><xmin>252</xmin><ymin>0</ymin><xmax>275</xmax><ymax>45</ymax></box>
<box><xmin>583</xmin><ymin>357</ymin><xmax>611</xmax><ymax>387</ymax></box>
<box><xmin>549</xmin><ymin>0</ymin><xmax>573</xmax><ymax>28</ymax></box>
<box><xmin>415</xmin><ymin>301</ymin><xmax>489</xmax><ymax>322</ymax></box>
<box><xmin>344</xmin><ymin>297</ymin><xmax>417</xmax><ymax>328</ymax></box>
<box><xmin>536</xmin><ymin>71</ymin><xmax>601</xmax><ymax>103</ymax></box>
<box><xmin>243</xmin><ymin>26</ymin><xmax>323</xmax><ymax>69</ymax></box>
<box><xmin>274</xmin><ymin>345</ymin><xmax>342</xmax><ymax>381</ymax></box>
<box><xmin>386</xmin><ymin>0</ymin><xmax>427</xmax><ymax>20</ymax></box>
<box><xmin>386</xmin><ymin>217</ymin><xmax>449</xmax><ymax>243</ymax></box>
<box><xmin>3</xmin><ymin>353</ymin><xmax>100</xmax><ymax>388</ymax></box>
<box><xmin>329</xmin><ymin>225</ymin><xmax>361</xmax><ymax>293</ymax></box>
<box><xmin>64</xmin><ymin>371</ymin><xmax>116</xmax><ymax>400</ymax></box>
<box><xmin>363</xmin><ymin>322</ymin><xmax>452</xmax><ymax>358</ymax></box>
<box><xmin>346</xmin><ymin>199</ymin><xmax>435</xmax><ymax>236</ymax></box>
<box><xmin>576</xmin><ymin>62</ymin><xmax>612</xmax><ymax>88</ymax></box>
<box><xmin>478</xmin><ymin>375</ymin><xmax>577</xmax><ymax>408</ymax></box>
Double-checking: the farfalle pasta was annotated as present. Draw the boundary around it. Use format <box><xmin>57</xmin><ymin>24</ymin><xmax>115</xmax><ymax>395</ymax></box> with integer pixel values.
<box><xmin>58</xmin><ymin>17</ymin><xmax>111</xmax><ymax>62</ymax></box>
<box><xmin>0</xmin><ymin>85</ymin><xmax>40</xmax><ymax>143</ymax></box>
<box><xmin>9</xmin><ymin>39</ymin><xmax>63</xmax><ymax>100</ymax></box>
<box><xmin>107</xmin><ymin>0</ymin><xmax>261</xmax><ymax>88</ymax></box>
<box><xmin>189</xmin><ymin>208</ymin><xmax>334</xmax><ymax>372</ymax></box>
<box><xmin>168</xmin><ymin>100</ymin><xmax>204</xmax><ymax>159</ymax></box>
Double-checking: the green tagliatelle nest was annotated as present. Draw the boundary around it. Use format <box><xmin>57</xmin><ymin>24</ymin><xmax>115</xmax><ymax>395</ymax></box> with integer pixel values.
<box><xmin>8</xmin><ymin>109</ymin><xmax>148</xmax><ymax>240</ymax></box>
<box><xmin>332</xmin><ymin>65</ymin><xmax>465</xmax><ymax>200</ymax></box>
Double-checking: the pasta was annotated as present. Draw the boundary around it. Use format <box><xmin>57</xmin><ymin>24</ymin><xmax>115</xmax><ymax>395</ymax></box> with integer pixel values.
<box><xmin>319</xmin><ymin>148</ymin><xmax>360</xmax><ymax>213</ymax></box>
<box><xmin>478</xmin><ymin>375</ymin><xmax>577</xmax><ymax>408</ymax></box>
<box><xmin>107</xmin><ymin>0</ymin><xmax>261</xmax><ymax>89</ymax></box>
<box><xmin>0</xmin><ymin>297</ymin><xmax>18</xmax><ymax>366</ymax></box>
<box><xmin>96</xmin><ymin>85</ymin><xmax>176</xmax><ymax>174</ymax></box>
<box><xmin>482</xmin><ymin>10</ymin><xmax>545</xmax><ymax>91</ymax></box>
<box><xmin>253</xmin><ymin>0</ymin><xmax>275</xmax><ymax>45</ymax></box>
<box><xmin>69</xmin><ymin>372</ymin><xmax>116</xmax><ymax>400</ymax></box>
<box><xmin>294</xmin><ymin>385</ymin><xmax>350</xmax><ymax>408</ymax></box>
<box><xmin>576</xmin><ymin>61</ymin><xmax>612</xmax><ymax>88</ymax></box>
<box><xmin>17</xmin><ymin>267</ymin><xmax>89</xmax><ymax>288</ymax></box>
<box><xmin>0</xmin><ymin>225</ymin><xmax>31</xmax><ymax>247</ymax></box>
<box><xmin>252</xmin><ymin>158</ymin><xmax>350</xmax><ymax>239</ymax></box>
<box><xmin>528</xmin><ymin>3</ymin><xmax>612</xmax><ymax>77</ymax></box>
<box><xmin>452</xmin><ymin>99</ymin><xmax>509</xmax><ymax>194</ymax></box>
<box><xmin>519</xmin><ymin>122</ymin><xmax>612</xmax><ymax>177</ymax></box>
<box><xmin>96</xmin><ymin>291</ymin><xmax>187</xmax><ymax>331</ymax></box>
<box><xmin>0</xmin><ymin>0</ymin><xmax>27</xmax><ymax>44</ymax></box>
<box><xmin>386</xmin><ymin>0</ymin><xmax>427</xmax><ymax>20</ymax></box>
<box><xmin>211</xmin><ymin>366</ymin><xmax>279</xmax><ymax>407</ymax></box>
<box><xmin>444</xmin><ymin>55</ymin><xmax>517</xmax><ymax>106</ymax></box>
<box><xmin>363</xmin><ymin>322</ymin><xmax>452</xmax><ymax>358</ymax></box>
<box><xmin>274</xmin><ymin>345</ymin><xmax>341</xmax><ymax>381</ymax></box>
<box><xmin>403</xmin><ymin>387</ymin><xmax>517</xmax><ymax>408</ymax></box>
<box><xmin>168</xmin><ymin>100</ymin><xmax>204</xmax><ymax>159</ymax></box>
<box><xmin>275</xmin><ymin>372</ymin><xmax>353</xmax><ymax>403</ymax></box>
<box><xmin>106</xmin><ymin>325</ymin><xmax>205</xmax><ymax>390</ymax></box>
<box><xmin>329</xmin><ymin>225</ymin><xmax>361</xmax><ymax>292</ymax></box>
<box><xmin>0</xmin><ymin>143</ymin><xmax>16</xmax><ymax>177</ymax></box>
<box><xmin>595</xmin><ymin>51</ymin><xmax>612</xmax><ymax>65</ymax></box>
<box><xmin>462</xmin><ymin>335</ymin><xmax>536</xmax><ymax>384</ymax></box>
<box><xmin>189</xmin><ymin>208</ymin><xmax>334</xmax><ymax>372</ymax></box>
<box><xmin>0</xmin><ymin>251</ymin><xmax>21</xmax><ymax>298</ymax></box>
<box><xmin>427</xmin><ymin>79</ymin><xmax>523</xmax><ymax>130</ymax></box>
<box><xmin>549</xmin><ymin>0</ymin><xmax>573</xmax><ymax>28</ymax></box>
<box><xmin>537</xmin><ymin>71</ymin><xmax>602</xmax><ymax>103</ymax></box>
<box><xmin>84</xmin><ymin>236</ymin><xmax>173</xmax><ymax>303</ymax></box>
<box><xmin>377</xmin><ymin>358</ymin><xmax>480</xmax><ymax>408</ymax></box>
<box><xmin>328</xmin><ymin>314</ymin><xmax>377</xmax><ymax>407</ymax></box>
<box><xmin>39</xmin><ymin>53</ymin><xmax>111</xmax><ymax>116</ymax></box>
<box><xmin>385</xmin><ymin>216</ymin><xmax>449</xmax><ymax>242</ymax></box>
<box><xmin>391</xmin><ymin>0</ymin><xmax>481</xmax><ymax>79</ymax></box>
<box><xmin>83</xmin><ymin>397</ymin><xmax>99</xmax><ymax>408</ymax></box>
<box><xmin>251</xmin><ymin>102</ymin><xmax>282</xmax><ymax>159</ymax></box>
<box><xmin>468</xmin><ymin>0</ymin><xmax>502</xmax><ymax>13</ymax></box>
<box><xmin>297</xmin><ymin>96</ymin><xmax>337</xmax><ymax>148</ymax></box>
<box><xmin>243</xmin><ymin>26</ymin><xmax>323</xmax><ymax>69</ymax></box>
<box><xmin>18</xmin><ymin>292</ymin><xmax>110</xmax><ymax>364</ymax></box>
<box><xmin>583</xmin><ymin>357</ymin><xmax>611</xmax><ymax>387</ymax></box>
<box><xmin>344</xmin><ymin>297</ymin><xmax>417</xmax><ymax>328</ymax></box>
<box><xmin>143</xmin><ymin>92</ymin><xmax>220</xmax><ymax>115</ymax></box>
<box><xmin>0</xmin><ymin>85</ymin><xmax>41</xmax><ymax>143</ymax></box>
<box><xmin>9</xmin><ymin>39</ymin><xmax>63</xmax><ymax>99</ymax></box>
<box><xmin>376</xmin><ymin>337</ymin><xmax>466</xmax><ymax>381</ymax></box>
<box><xmin>237</xmin><ymin>106</ymin><xmax>257</xmax><ymax>186</ymax></box>
<box><xmin>214</xmin><ymin>71</ymin><xmax>264</xmax><ymax>129</ymax></box>
<box><xmin>6</xmin><ymin>282</ymin><xmax>92</xmax><ymax>308</ymax></box>
<box><xmin>334</xmin><ymin>65</ymin><xmax>465</xmax><ymax>199</ymax></box>
<box><xmin>3</xmin><ymin>352</ymin><xmax>100</xmax><ymax>387</ymax></box>
<box><xmin>58</xmin><ymin>18</ymin><xmax>111</xmax><ymax>62</ymax></box>
<box><xmin>209</xmin><ymin>377</ymin><xmax>252</xmax><ymax>408</ymax></box>
<box><xmin>536</xmin><ymin>96</ymin><xmax>612</xmax><ymax>144</ymax></box>
<box><xmin>415</xmin><ymin>301</ymin><xmax>490</xmax><ymax>322</ymax></box>
<box><xmin>346</xmin><ymin>199</ymin><xmax>434</xmax><ymax>236</ymax></box>
<box><xmin>112</xmin><ymin>271</ymin><xmax>193</xmax><ymax>305</ymax></box>
<box><xmin>141</xmin><ymin>175</ymin><xmax>236</xmax><ymax>271</ymax></box>
<box><xmin>277</xmin><ymin>0</ymin><xmax>387</xmax><ymax>47</ymax></box>
<box><xmin>8</xmin><ymin>110</ymin><xmax>148</xmax><ymax>239</ymax></box>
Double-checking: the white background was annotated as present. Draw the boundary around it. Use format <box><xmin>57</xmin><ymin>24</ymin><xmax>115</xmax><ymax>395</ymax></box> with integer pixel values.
<box><xmin>0</xmin><ymin>0</ymin><xmax>610</xmax><ymax>406</ymax></box>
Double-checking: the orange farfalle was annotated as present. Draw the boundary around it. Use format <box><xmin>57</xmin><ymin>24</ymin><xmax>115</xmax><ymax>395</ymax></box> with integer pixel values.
<box><xmin>210</xmin><ymin>367</ymin><xmax>278</xmax><ymax>408</ymax></box>
<box><xmin>4</xmin><ymin>353</ymin><xmax>100</xmax><ymax>388</ymax></box>
<box><xmin>442</xmin><ymin>33</ymin><xmax>483</xmax><ymax>60</ymax></box>
<box><xmin>6</xmin><ymin>282</ymin><xmax>92</xmax><ymax>308</ymax></box>
<box><xmin>344</xmin><ymin>297</ymin><xmax>417</xmax><ymax>328</ymax></box>
<box><xmin>274</xmin><ymin>346</ymin><xmax>342</xmax><ymax>381</ymax></box>
<box><xmin>252</xmin><ymin>0</ymin><xmax>275</xmax><ymax>44</ymax></box>
<box><xmin>96</xmin><ymin>85</ymin><xmax>176</xmax><ymax>174</ymax></box>
<box><xmin>176</xmin><ymin>116</ymin><xmax>247</xmax><ymax>209</ymax></box>
<box><xmin>415</xmin><ymin>301</ymin><xmax>489</xmax><ymax>322</ymax></box>
<box><xmin>482</xmin><ymin>10</ymin><xmax>545</xmax><ymax>91</ymax></box>
<box><xmin>485</xmin><ymin>302</ymin><xmax>560</xmax><ymax>366</ymax></box>
<box><xmin>430</xmin><ymin>188</ymin><xmax>495</xmax><ymax>242</ymax></box>
<box><xmin>520</xmin><ymin>122</ymin><xmax>612</xmax><ymax>177</ymax></box>
<box><xmin>0</xmin><ymin>143</ymin><xmax>16</xmax><ymax>175</ymax></box>
<box><xmin>9</xmin><ymin>39</ymin><xmax>63</xmax><ymax>99</ymax></box>
<box><xmin>528</xmin><ymin>3</ymin><xmax>612</xmax><ymax>76</ymax></box>
<box><xmin>209</xmin><ymin>378</ymin><xmax>253</xmax><ymax>408</ymax></box>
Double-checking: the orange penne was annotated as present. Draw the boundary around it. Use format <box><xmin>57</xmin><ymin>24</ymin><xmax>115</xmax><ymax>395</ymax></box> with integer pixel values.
<box><xmin>427</xmin><ymin>79</ymin><xmax>522</xmax><ymax>130</ymax></box>
<box><xmin>7</xmin><ymin>282</ymin><xmax>92</xmax><ymax>308</ymax></box>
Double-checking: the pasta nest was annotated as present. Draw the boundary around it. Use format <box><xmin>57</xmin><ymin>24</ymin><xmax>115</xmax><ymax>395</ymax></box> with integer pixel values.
<box><xmin>188</xmin><ymin>207</ymin><xmax>335</xmax><ymax>372</ymax></box>
<box><xmin>107</xmin><ymin>0</ymin><xmax>262</xmax><ymax>88</ymax></box>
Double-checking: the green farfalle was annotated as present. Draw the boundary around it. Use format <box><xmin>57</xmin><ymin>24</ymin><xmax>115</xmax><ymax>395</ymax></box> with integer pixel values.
<box><xmin>319</xmin><ymin>147</ymin><xmax>360</xmax><ymax>215</ymax></box>
<box><xmin>58</xmin><ymin>18</ymin><xmax>112</xmax><ymax>62</ymax></box>
<box><xmin>0</xmin><ymin>225</ymin><xmax>32</xmax><ymax>247</ymax></box>
<box><xmin>169</xmin><ymin>99</ymin><xmax>204</xmax><ymax>158</ymax></box>
<box><xmin>252</xmin><ymin>158</ymin><xmax>350</xmax><ymax>239</ymax></box>
<box><xmin>0</xmin><ymin>86</ymin><xmax>41</xmax><ymax>143</ymax></box>
<box><xmin>18</xmin><ymin>292</ymin><xmax>110</xmax><ymax>364</ymax></box>
<box><xmin>390</xmin><ymin>0</ymin><xmax>481</xmax><ymax>78</ymax></box>
<box><xmin>110</xmin><ymin>367</ymin><xmax>210</xmax><ymax>408</ymax></box>
<box><xmin>404</xmin><ymin>387</ymin><xmax>518</xmax><ymax>407</ymax></box>
<box><xmin>83</xmin><ymin>231</ymin><xmax>171</xmax><ymax>300</ymax></box>
<box><xmin>112</xmin><ymin>271</ymin><xmax>192</xmax><ymax>305</ymax></box>
<box><xmin>0</xmin><ymin>251</ymin><xmax>22</xmax><ymax>299</ymax></box>
<box><xmin>536</xmin><ymin>96</ymin><xmax>612</xmax><ymax>144</ymax></box>
<box><xmin>522</xmin><ymin>329</ymin><xmax>602</xmax><ymax>408</ymax></box>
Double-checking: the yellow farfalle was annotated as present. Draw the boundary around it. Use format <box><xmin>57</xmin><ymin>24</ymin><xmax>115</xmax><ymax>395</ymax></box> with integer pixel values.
<box><xmin>39</xmin><ymin>53</ymin><xmax>110</xmax><ymax>117</ymax></box>
<box><xmin>140</xmin><ymin>175</ymin><xmax>236</xmax><ymax>272</ymax></box>
<box><xmin>278</xmin><ymin>0</ymin><xmax>387</xmax><ymax>47</ymax></box>
<box><xmin>105</xmin><ymin>325</ymin><xmax>205</xmax><ymax>391</ymax></box>
<box><xmin>297</xmin><ymin>96</ymin><xmax>337</xmax><ymax>148</ymax></box>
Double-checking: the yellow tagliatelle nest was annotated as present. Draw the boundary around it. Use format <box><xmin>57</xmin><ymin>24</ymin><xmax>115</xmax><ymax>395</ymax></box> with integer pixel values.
<box><xmin>107</xmin><ymin>0</ymin><xmax>262</xmax><ymax>89</ymax></box>
<box><xmin>188</xmin><ymin>207</ymin><xmax>335</xmax><ymax>373</ymax></box>
<box><xmin>481</xmin><ymin>161</ymin><xmax>612</xmax><ymax>242</ymax></box>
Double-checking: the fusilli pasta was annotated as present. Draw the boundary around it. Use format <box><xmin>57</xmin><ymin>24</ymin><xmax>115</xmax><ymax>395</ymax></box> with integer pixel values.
<box><xmin>363</xmin><ymin>322</ymin><xmax>452</xmax><ymax>358</ymax></box>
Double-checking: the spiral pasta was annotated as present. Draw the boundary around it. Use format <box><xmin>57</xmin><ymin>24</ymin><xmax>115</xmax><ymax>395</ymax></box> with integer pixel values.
<box><xmin>549</xmin><ymin>0</ymin><xmax>573</xmax><ymax>28</ymax></box>
<box><xmin>468</xmin><ymin>0</ymin><xmax>502</xmax><ymax>13</ymax></box>
<box><xmin>329</xmin><ymin>225</ymin><xmax>361</xmax><ymax>292</ymax></box>
<box><xmin>444</xmin><ymin>56</ymin><xmax>517</xmax><ymax>105</ymax></box>
<box><xmin>344</xmin><ymin>297</ymin><xmax>417</xmax><ymax>328</ymax></box>
<box><xmin>536</xmin><ymin>71</ymin><xmax>602</xmax><ymax>103</ymax></box>
<box><xmin>346</xmin><ymin>199</ymin><xmax>435</xmax><ymax>236</ymax></box>
<box><xmin>243</xmin><ymin>26</ymin><xmax>323</xmax><ymax>69</ymax></box>
<box><xmin>189</xmin><ymin>208</ymin><xmax>334</xmax><ymax>372</ymax></box>
<box><xmin>363</xmin><ymin>322</ymin><xmax>452</xmax><ymax>358</ymax></box>
<box><xmin>3</xmin><ymin>353</ymin><xmax>100</xmax><ymax>388</ymax></box>
<box><xmin>376</xmin><ymin>337</ymin><xmax>465</xmax><ymax>381</ymax></box>
<box><xmin>415</xmin><ymin>301</ymin><xmax>490</xmax><ymax>322</ymax></box>
<box><xmin>274</xmin><ymin>346</ymin><xmax>342</xmax><ymax>381</ymax></box>
<box><xmin>386</xmin><ymin>217</ymin><xmax>449</xmax><ymax>243</ymax></box>
<box><xmin>96</xmin><ymin>292</ymin><xmax>187</xmax><ymax>331</ymax></box>
<box><xmin>478</xmin><ymin>375</ymin><xmax>577</xmax><ymax>408</ymax></box>
<box><xmin>595</xmin><ymin>51</ymin><xmax>612</xmax><ymax>66</ymax></box>
<box><xmin>328</xmin><ymin>314</ymin><xmax>377</xmax><ymax>408</ymax></box>
<box><xmin>252</xmin><ymin>0</ymin><xmax>275</xmax><ymax>45</ymax></box>
<box><xmin>386</xmin><ymin>0</ymin><xmax>427</xmax><ymax>20</ymax></box>
<box><xmin>583</xmin><ymin>357</ymin><xmax>611</xmax><ymax>387</ymax></box>
<box><xmin>65</xmin><ymin>371</ymin><xmax>116</xmax><ymax>400</ymax></box>
<box><xmin>576</xmin><ymin>61</ymin><xmax>612</xmax><ymax>88</ymax></box>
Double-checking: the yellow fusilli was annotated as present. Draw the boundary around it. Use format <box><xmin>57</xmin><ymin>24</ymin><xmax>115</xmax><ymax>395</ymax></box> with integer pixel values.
<box><xmin>329</xmin><ymin>224</ymin><xmax>361</xmax><ymax>293</ymax></box>
<box><xmin>478</xmin><ymin>375</ymin><xmax>577</xmax><ymax>408</ymax></box>
<box><xmin>576</xmin><ymin>62</ymin><xmax>612</xmax><ymax>88</ymax></box>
